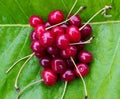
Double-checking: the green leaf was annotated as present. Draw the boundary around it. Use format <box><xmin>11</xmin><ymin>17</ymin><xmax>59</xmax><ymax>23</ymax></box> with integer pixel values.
<box><xmin>0</xmin><ymin>0</ymin><xmax>120</xmax><ymax>99</ymax></box>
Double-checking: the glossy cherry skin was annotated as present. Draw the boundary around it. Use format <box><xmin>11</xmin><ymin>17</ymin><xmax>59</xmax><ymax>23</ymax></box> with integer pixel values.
<box><xmin>41</xmin><ymin>69</ymin><xmax>57</xmax><ymax>86</ymax></box>
<box><xmin>60</xmin><ymin>69</ymin><xmax>75</xmax><ymax>82</ymax></box>
<box><xmin>78</xmin><ymin>51</ymin><xmax>93</xmax><ymax>63</ymax></box>
<box><xmin>29</xmin><ymin>15</ymin><xmax>43</xmax><ymax>27</ymax></box>
<box><xmin>74</xmin><ymin>63</ymin><xmax>89</xmax><ymax>77</ymax></box>
<box><xmin>51</xmin><ymin>26</ymin><xmax>64</xmax><ymax>37</ymax></box>
<box><xmin>47</xmin><ymin>45</ymin><xmax>60</xmax><ymax>57</ymax></box>
<box><xmin>51</xmin><ymin>58</ymin><xmax>66</xmax><ymax>74</ymax></box>
<box><xmin>56</xmin><ymin>34</ymin><xmax>70</xmax><ymax>50</ymax></box>
<box><xmin>30</xmin><ymin>31</ymin><xmax>38</xmax><ymax>41</ymax></box>
<box><xmin>39</xmin><ymin>57</ymin><xmax>51</xmax><ymax>68</ymax></box>
<box><xmin>39</xmin><ymin>31</ymin><xmax>55</xmax><ymax>48</ymax></box>
<box><xmin>68</xmin><ymin>15</ymin><xmax>82</xmax><ymax>27</ymax></box>
<box><xmin>48</xmin><ymin>10</ymin><xmax>64</xmax><ymax>24</ymax></box>
<box><xmin>44</xmin><ymin>21</ymin><xmax>51</xmax><ymax>28</ymax></box>
<box><xmin>30</xmin><ymin>40</ymin><xmax>44</xmax><ymax>53</ymax></box>
<box><xmin>66</xmin><ymin>25</ymin><xmax>81</xmax><ymax>43</ymax></box>
<box><xmin>61</xmin><ymin>45</ymin><xmax>77</xmax><ymax>58</ymax></box>
<box><xmin>81</xmin><ymin>24</ymin><xmax>92</xmax><ymax>39</ymax></box>
<box><xmin>35</xmin><ymin>24</ymin><xmax>45</xmax><ymax>39</ymax></box>
<box><xmin>60</xmin><ymin>23</ymin><xmax>68</xmax><ymax>30</ymax></box>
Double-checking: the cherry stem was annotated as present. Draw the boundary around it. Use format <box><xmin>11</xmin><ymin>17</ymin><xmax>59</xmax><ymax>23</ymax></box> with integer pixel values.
<box><xmin>60</xmin><ymin>81</ymin><xmax>68</xmax><ymax>99</ymax></box>
<box><xmin>70</xmin><ymin>36</ymin><xmax>94</xmax><ymax>45</ymax></box>
<box><xmin>70</xmin><ymin>57</ymin><xmax>88</xmax><ymax>99</ymax></box>
<box><xmin>46</xmin><ymin>6</ymin><xmax>86</xmax><ymax>30</ymax></box>
<box><xmin>16</xmin><ymin>79</ymin><xmax>43</xmax><ymax>99</ymax></box>
<box><xmin>66</xmin><ymin>0</ymin><xmax>78</xmax><ymax>19</ymax></box>
<box><xmin>6</xmin><ymin>54</ymin><xmax>33</xmax><ymax>74</ymax></box>
<box><xmin>79</xmin><ymin>5</ymin><xmax>112</xmax><ymax>31</ymax></box>
<box><xmin>14</xmin><ymin>53</ymin><xmax>35</xmax><ymax>91</ymax></box>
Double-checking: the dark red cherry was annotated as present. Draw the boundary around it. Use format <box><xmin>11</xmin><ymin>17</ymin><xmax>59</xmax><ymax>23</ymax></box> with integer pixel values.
<box><xmin>30</xmin><ymin>40</ymin><xmax>44</xmax><ymax>53</ymax></box>
<box><xmin>66</xmin><ymin>25</ymin><xmax>81</xmax><ymax>43</ymax></box>
<box><xmin>51</xmin><ymin>58</ymin><xmax>66</xmax><ymax>74</ymax></box>
<box><xmin>39</xmin><ymin>31</ymin><xmax>55</xmax><ymax>48</ymax></box>
<box><xmin>78</xmin><ymin>51</ymin><xmax>93</xmax><ymax>63</ymax></box>
<box><xmin>56</xmin><ymin>34</ymin><xmax>70</xmax><ymax>50</ymax></box>
<box><xmin>35</xmin><ymin>24</ymin><xmax>45</xmax><ymax>39</ymax></box>
<box><xmin>81</xmin><ymin>24</ymin><xmax>92</xmax><ymax>39</ymax></box>
<box><xmin>29</xmin><ymin>15</ymin><xmax>43</xmax><ymax>27</ymax></box>
<box><xmin>48</xmin><ymin>10</ymin><xmax>64</xmax><ymax>24</ymax></box>
<box><xmin>61</xmin><ymin>45</ymin><xmax>77</xmax><ymax>58</ymax></box>
<box><xmin>41</xmin><ymin>69</ymin><xmax>57</xmax><ymax>86</ymax></box>
<box><xmin>51</xmin><ymin>26</ymin><xmax>64</xmax><ymax>37</ymax></box>
<box><xmin>44</xmin><ymin>21</ymin><xmax>51</xmax><ymax>28</ymax></box>
<box><xmin>30</xmin><ymin>31</ymin><xmax>38</xmax><ymax>41</ymax></box>
<box><xmin>47</xmin><ymin>45</ymin><xmax>60</xmax><ymax>56</ymax></box>
<box><xmin>60</xmin><ymin>69</ymin><xmax>75</xmax><ymax>82</ymax></box>
<box><xmin>74</xmin><ymin>63</ymin><xmax>89</xmax><ymax>77</ymax></box>
<box><xmin>66</xmin><ymin>59</ymin><xmax>74</xmax><ymax>69</ymax></box>
<box><xmin>76</xmin><ymin>44</ymin><xmax>85</xmax><ymax>50</ymax></box>
<box><xmin>60</xmin><ymin>23</ymin><xmax>68</xmax><ymax>30</ymax></box>
<box><xmin>35</xmin><ymin>52</ymin><xmax>45</xmax><ymax>59</ymax></box>
<box><xmin>68</xmin><ymin>15</ymin><xmax>82</xmax><ymax>27</ymax></box>
<box><xmin>39</xmin><ymin>57</ymin><xmax>51</xmax><ymax>68</ymax></box>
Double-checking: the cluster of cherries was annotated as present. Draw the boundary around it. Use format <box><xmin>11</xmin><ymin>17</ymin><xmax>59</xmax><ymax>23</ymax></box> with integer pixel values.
<box><xmin>29</xmin><ymin>10</ymin><xmax>93</xmax><ymax>86</ymax></box>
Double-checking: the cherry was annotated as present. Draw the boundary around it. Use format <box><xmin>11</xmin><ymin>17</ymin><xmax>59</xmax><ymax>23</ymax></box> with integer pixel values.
<box><xmin>78</xmin><ymin>51</ymin><xmax>93</xmax><ymax>63</ymax></box>
<box><xmin>44</xmin><ymin>21</ymin><xmax>51</xmax><ymax>28</ymax></box>
<box><xmin>35</xmin><ymin>24</ymin><xmax>45</xmax><ymax>39</ymax></box>
<box><xmin>76</xmin><ymin>44</ymin><xmax>85</xmax><ymax>50</ymax></box>
<box><xmin>56</xmin><ymin>34</ymin><xmax>70</xmax><ymax>50</ymax></box>
<box><xmin>35</xmin><ymin>52</ymin><xmax>45</xmax><ymax>59</ymax></box>
<box><xmin>39</xmin><ymin>57</ymin><xmax>51</xmax><ymax>68</ymax></box>
<box><xmin>29</xmin><ymin>15</ymin><xmax>43</xmax><ymax>27</ymax></box>
<box><xmin>47</xmin><ymin>45</ymin><xmax>60</xmax><ymax>57</ymax></box>
<box><xmin>60</xmin><ymin>23</ymin><xmax>68</xmax><ymax>30</ymax></box>
<box><xmin>66</xmin><ymin>25</ymin><xmax>81</xmax><ymax>43</ymax></box>
<box><xmin>30</xmin><ymin>40</ymin><xmax>44</xmax><ymax>53</ymax></box>
<box><xmin>60</xmin><ymin>69</ymin><xmax>75</xmax><ymax>82</ymax></box>
<box><xmin>51</xmin><ymin>58</ymin><xmax>66</xmax><ymax>74</ymax></box>
<box><xmin>66</xmin><ymin>59</ymin><xmax>74</xmax><ymax>69</ymax></box>
<box><xmin>39</xmin><ymin>31</ymin><xmax>55</xmax><ymax>48</ymax></box>
<box><xmin>68</xmin><ymin>15</ymin><xmax>82</xmax><ymax>27</ymax></box>
<box><xmin>30</xmin><ymin>31</ymin><xmax>38</xmax><ymax>41</ymax></box>
<box><xmin>51</xmin><ymin>26</ymin><xmax>64</xmax><ymax>37</ymax></box>
<box><xmin>41</xmin><ymin>69</ymin><xmax>57</xmax><ymax>86</ymax></box>
<box><xmin>61</xmin><ymin>45</ymin><xmax>77</xmax><ymax>58</ymax></box>
<box><xmin>74</xmin><ymin>63</ymin><xmax>89</xmax><ymax>77</ymax></box>
<box><xmin>81</xmin><ymin>24</ymin><xmax>92</xmax><ymax>39</ymax></box>
<box><xmin>48</xmin><ymin>10</ymin><xmax>64</xmax><ymax>24</ymax></box>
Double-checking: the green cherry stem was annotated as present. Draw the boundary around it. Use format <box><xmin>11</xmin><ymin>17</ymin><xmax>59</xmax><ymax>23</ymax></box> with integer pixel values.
<box><xmin>70</xmin><ymin>36</ymin><xmax>94</xmax><ymax>45</ymax></box>
<box><xmin>79</xmin><ymin>5</ymin><xmax>112</xmax><ymax>31</ymax></box>
<box><xmin>14</xmin><ymin>53</ymin><xmax>35</xmax><ymax>90</ymax></box>
<box><xmin>6</xmin><ymin>54</ymin><xmax>33</xmax><ymax>74</ymax></box>
<box><xmin>46</xmin><ymin>6</ymin><xmax>86</xmax><ymax>30</ymax></box>
<box><xmin>70</xmin><ymin>57</ymin><xmax>88</xmax><ymax>99</ymax></box>
<box><xmin>16</xmin><ymin>79</ymin><xmax>43</xmax><ymax>99</ymax></box>
<box><xmin>60</xmin><ymin>81</ymin><xmax>68</xmax><ymax>99</ymax></box>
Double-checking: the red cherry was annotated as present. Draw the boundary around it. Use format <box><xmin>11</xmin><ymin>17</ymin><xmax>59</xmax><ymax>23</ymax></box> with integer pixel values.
<box><xmin>30</xmin><ymin>31</ymin><xmax>38</xmax><ymax>41</ymax></box>
<box><xmin>66</xmin><ymin>25</ymin><xmax>81</xmax><ymax>43</ymax></box>
<box><xmin>60</xmin><ymin>23</ymin><xmax>68</xmax><ymax>30</ymax></box>
<box><xmin>78</xmin><ymin>51</ymin><xmax>93</xmax><ymax>63</ymax></box>
<box><xmin>68</xmin><ymin>15</ymin><xmax>82</xmax><ymax>27</ymax></box>
<box><xmin>51</xmin><ymin>58</ymin><xmax>66</xmax><ymax>74</ymax></box>
<box><xmin>39</xmin><ymin>31</ymin><xmax>55</xmax><ymax>48</ymax></box>
<box><xmin>81</xmin><ymin>24</ymin><xmax>92</xmax><ymax>39</ymax></box>
<box><xmin>48</xmin><ymin>10</ymin><xmax>64</xmax><ymax>24</ymax></box>
<box><xmin>30</xmin><ymin>40</ymin><xmax>44</xmax><ymax>53</ymax></box>
<box><xmin>35</xmin><ymin>52</ymin><xmax>45</xmax><ymax>59</ymax></box>
<box><xmin>41</xmin><ymin>69</ymin><xmax>57</xmax><ymax>86</ymax></box>
<box><xmin>39</xmin><ymin>57</ymin><xmax>51</xmax><ymax>68</ymax></box>
<box><xmin>44</xmin><ymin>21</ymin><xmax>51</xmax><ymax>28</ymax></box>
<box><xmin>60</xmin><ymin>69</ymin><xmax>75</xmax><ymax>82</ymax></box>
<box><xmin>29</xmin><ymin>15</ymin><xmax>43</xmax><ymax>27</ymax></box>
<box><xmin>56</xmin><ymin>34</ymin><xmax>70</xmax><ymax>50</ymax></box>
<box><xmin>51</xmin><ymin>26</ymin><xmax>64</xmax><ymax>37</ymax></box>
<box><xmin>74</xmin><ymin>63</ymin><xmax>89</xmax><ymax>77</ymax></box>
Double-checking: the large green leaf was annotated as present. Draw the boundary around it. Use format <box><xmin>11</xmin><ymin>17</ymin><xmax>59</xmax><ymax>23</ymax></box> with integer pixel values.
<box><xmin>0</xmin><ymin>0</ymin><xmax>120</xmax><ymax>99</ymax></box>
